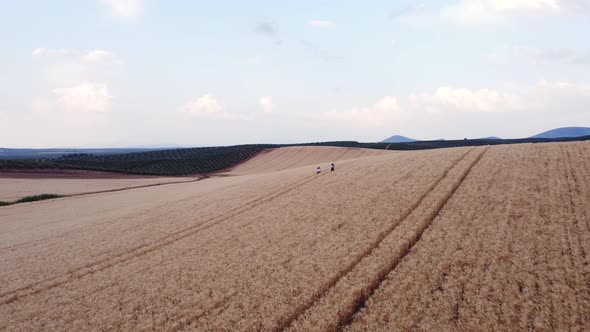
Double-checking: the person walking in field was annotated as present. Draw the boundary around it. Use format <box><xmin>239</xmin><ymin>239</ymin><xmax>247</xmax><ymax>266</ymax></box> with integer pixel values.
<box><xmin>330</xmin><ymin>163</ymin><xmax>335</xmax><ymax>172</ymax></box>
<box><xmin>316</xmin><ymin>166</ymin><xmax>321</xmax><ymax>174</ymax></box>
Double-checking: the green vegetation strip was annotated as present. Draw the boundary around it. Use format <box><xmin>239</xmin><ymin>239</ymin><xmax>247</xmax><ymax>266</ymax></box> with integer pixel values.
<box><xmin>0</xmin><ymin>194</ymin><xmax>65</xmax><ymax>207</ymax></box>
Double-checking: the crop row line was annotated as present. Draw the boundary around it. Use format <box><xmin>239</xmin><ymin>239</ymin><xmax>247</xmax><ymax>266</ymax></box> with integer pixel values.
<box><xmin>339</xmin><ymin>147</ymin><xmax>489</xmax><ymax>331</ymax></box>
<box><xmin>0</xmin><ymin>172</ymin><xmax>321</xmax><ymax>306</ymax></box>
<box><xmin>279</xmin><ymin>147</ymin><xmax>481</xmax><ymax>331</ymax></box>
<box><xmin>0</xmin><ymin>177</ymin><xmax>207</xmax><ymax>252</ymax></box>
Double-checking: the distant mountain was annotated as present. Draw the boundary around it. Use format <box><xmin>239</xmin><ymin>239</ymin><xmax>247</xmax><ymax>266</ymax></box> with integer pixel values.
<box><xmin>531</xmin><ymin>127</ymin><xmax>590</xmax><ymax>139</ymax></box>
<box><xmin>382</xmin><ymin>135</ymin><xmax>417</xmax><ymax>143</ymax></box>
<box><xmin>477</xmin><ymin>136</ymin><xmax>502</xmax><ymax>140</ymax></box>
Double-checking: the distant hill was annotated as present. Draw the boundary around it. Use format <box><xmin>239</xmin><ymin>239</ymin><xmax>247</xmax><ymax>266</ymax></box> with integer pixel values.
<box><xmin>382</xmin><ymin>135</ymin><xmax>417</xmax><ymax>143</ymax></box>
<box><xmin>381</xmin><ymin>127</ymin><xmax>590</xmax><ymax>142</ymax></box>
<box><xmin>531</xmin><ymin>127</ymin><xmax>590</xmax><ymax>139</ymax></box>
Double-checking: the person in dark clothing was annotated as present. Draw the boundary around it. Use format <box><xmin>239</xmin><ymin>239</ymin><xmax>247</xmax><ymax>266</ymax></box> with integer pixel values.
<box><xmin>330</xmin><ymin>163</ymin><xmax>335</xmax><ymax>172</ymax></box>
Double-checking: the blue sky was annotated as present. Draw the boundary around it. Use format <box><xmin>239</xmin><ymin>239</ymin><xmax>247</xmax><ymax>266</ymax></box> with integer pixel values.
<box><xmin>1</xmin><ymin>0</ymin><xmax>589</xmax><ymax>147</ymax></box>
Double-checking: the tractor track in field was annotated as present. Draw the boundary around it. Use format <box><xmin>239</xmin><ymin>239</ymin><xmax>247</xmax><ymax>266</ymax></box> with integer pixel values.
<box><xmin>169</xmin><ymin>292</ymin><xmax>237</xmax><ymax>332</ymax></box>
<box><xmin>0</xmin><ymin>170</ymin><xmax>278</xmax><ymax>252</ymax></box>
<box><xmin>0</xmin><ymin>171</ymin><xmax>268</xmax><ymax>252</ymax></box>
<box><xmin>277</xmin><ymin>147</ymin><xmax>482</xmax><ymax>331</ymax></box>
<box><xmin>338</xmin><ymin>147</ymin><xmax>489</xmax><ymax>331</ymax></box>
<box><xmin>0</xmin><ymin>172</ymin><xmax>322</xmax><ymax>306</ymax></box>
<box><xmin>0</xmin><ymin>183</ymin><xmax>209</xmax><ymax>252</ymax></box>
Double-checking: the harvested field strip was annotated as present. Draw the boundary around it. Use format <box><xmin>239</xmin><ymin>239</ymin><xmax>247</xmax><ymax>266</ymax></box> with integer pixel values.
<box><xmin>0</xmin><ymin>174</ymin><xmax>263</xmax><ymax>252</ymax></box>
<box><xmin>0</xmin><ymin>177</ymin><xmax>204</xmax><ymax>208</ymax></box>
<box><xmin>0</xmin><ymin>173</ymin><xmax>320</xmax><ymax>304</ymax></box>
<box><xmin>0</xmin><ymin>174</ymin><xmax>201</xmax><ymax>202</ymax></box>
<box><xmin>285</xmin><ymin>147</ymin><xmax>487</xmax><ymax>331</ymax></box>
<box><xmin>0</xmin><ymin>186</ymin><xmax>205</xmax><ymax>252</ymax></box>
<box><xmin>66</xmin><ymin>177</ymin><xmax>204</xmax><ymax>197</ymax></box>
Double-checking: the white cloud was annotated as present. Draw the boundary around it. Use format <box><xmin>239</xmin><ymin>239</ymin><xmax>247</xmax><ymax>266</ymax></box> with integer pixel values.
<box><xmin>53</xmin><ymin>82</ymin><xmax>113</xmax><ymax>112</ymax></box>
<box><xmin>99</xmin><ymin>0</ymin><xmax>143</xmax><ymax>19</ymax></box>
<box><xmin>31</xmin><ymin>101</ymin><xmax>52</xmax><ymax>113</ymax></box>
<box><xmin>444</xmin><ymin>0</ymin><xmax>561</xmax><ymax>23</ymax></box>
<box><xmin>180</xmin><ymin>95</ymin><xmax>238</xmax><ymax>119</ymax></box>
<box><xmin>83</xmin><ymin>50</ymin><xmax>122</xmax><ymax>65</ymax></box>
<box><xmin>33</xmin><ymin>48</ymin><xmax>122</xmax><ymax>65</ymax></box>
<box><xmin>536</xmin><ymin>80</ymin><xmax>590</xmax><ymax>96</ymax></box>
<box><xmin>491</xmin><ymin>0</ymin><xmax>560</xmax><ymax>11</ymax></box>
<box><xmin>259</xmin><ymin>96</ymin><xmax>273</xmax><ymax>113</ymax></box>
<box><xmin>322</xmin><ymin>96</ymin><xmax>401</xmax><ymax>126</ymax></box>
<box><xmin>487</xmin><ymin>51</ymin><xmax>507</xmax><ymax>64</ymax></box>
<box><xmin>32</xmin><ymin>48</ymin><xmax>71</xmax><ymax>57</ymax></box>
<box><xmin>309</xmin><ymin>20</ymin><xmax>334</xmax><ymax>28</ymax></box>
<box><xmin>517</xmin><ymin>47</ymin><xmax>590</xmax><ymax>65</ymax></box>
<box><xmin>247</xmin><ymin>55</ymin><xmax>265</xmax><ymax>65</ymax></box>
<box><xmin>390</xmin><ymin>3</ymin><xmax>428</xmax><ymax>20</ymax></box>
<box><xmin>317</xmin><ymin>80</ymin><xmax>590</xmax><ymax>137</ymax></box>
<box><xmin>571</xmin><ymin>53</ymin><xmax>590</xmax><ymax>64</ymax></box>
<box><xmin>410</xmin><ymin>87</ymin><xmax>521</xmax><ymax>112</ymax></box>
<box><xmin>488</xmin><ymin>46</ymin><xmax>590</xmax><ymax>65</ymax></box>
<box><xmin>517</xmin><ymin>46</ymin><xmax>576</xmax><ymax>63</ymax></box>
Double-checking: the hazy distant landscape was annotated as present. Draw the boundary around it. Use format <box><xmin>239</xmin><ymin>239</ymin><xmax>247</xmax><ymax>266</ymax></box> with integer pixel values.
<box><xmin>4</xmin><ymin>126</ymin><xmax>588</xmax><ymax>160</ymax></box>
<box><xmin>382</xmin><ymin>126</ymin><xmax>590</xmax><ymax>143</ymax></box>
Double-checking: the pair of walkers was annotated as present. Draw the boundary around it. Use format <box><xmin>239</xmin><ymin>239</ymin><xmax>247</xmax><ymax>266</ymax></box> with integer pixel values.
<box><xmin>316</xmin><ymin>163</ymin><xmax>335</xmax><ymax>174</ymax></box>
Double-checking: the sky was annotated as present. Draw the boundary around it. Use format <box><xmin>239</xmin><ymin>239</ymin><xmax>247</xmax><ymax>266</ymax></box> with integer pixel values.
<box><xmin>1</xmin><ymin>0</ymin><xmax>589</xmax><ymax>148</ymax></box>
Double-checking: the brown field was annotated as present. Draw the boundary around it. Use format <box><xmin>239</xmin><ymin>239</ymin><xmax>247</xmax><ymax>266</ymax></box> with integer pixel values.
<box><xmin>0</xmin><ymin>143</ymin><xmax>589</xmax><ymax>331</ymax></box>
<box><xmin>225</xmin><ymin>146</ymin><xmax>391</xmax><ymax>175</ymax></box>
<box><xmin>0</xmin><ymin>170</ymin><xmax>198</xmax><ymax>202</ymax></box>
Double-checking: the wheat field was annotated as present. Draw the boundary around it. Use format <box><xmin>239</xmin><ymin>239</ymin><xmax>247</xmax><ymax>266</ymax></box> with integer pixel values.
<box><xmin>0</xmin><ymin>174</ymin><xmax>199</xmax><ymax>202</ymax></box>
<box><xmin>0</xmin><ymin>143</ymin><xmax>589</xmax><ymax>331</ymax></box>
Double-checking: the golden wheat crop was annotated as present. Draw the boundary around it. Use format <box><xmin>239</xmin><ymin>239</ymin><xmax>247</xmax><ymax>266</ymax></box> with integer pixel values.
<box><xmin>0</xmin><ymin>143</ymin><xmax>588</xmax><ymax>331</ymax></box>
<box><xmin>0</xmin><ymin>175</ymin><xmax>198</xmax><ymax>202</ymax></box>
<box><xmin>345</xmin><ymin>142</ymin><xmax>590</xmax><ymax>331</ymax></box>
